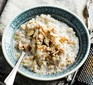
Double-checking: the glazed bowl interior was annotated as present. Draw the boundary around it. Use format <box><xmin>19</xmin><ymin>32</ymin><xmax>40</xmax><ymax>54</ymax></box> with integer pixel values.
<box><xmin>2</xmin><ymin>6</ymin><xmax>90</xmax><ymax>81</ymax></box>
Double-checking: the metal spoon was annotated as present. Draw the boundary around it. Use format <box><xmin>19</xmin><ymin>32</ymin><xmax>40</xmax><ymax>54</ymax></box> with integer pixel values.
<box><xmin>4</xmin><ymin>52</ymin><xmax>26</xmax><ymax>85</ymax></box>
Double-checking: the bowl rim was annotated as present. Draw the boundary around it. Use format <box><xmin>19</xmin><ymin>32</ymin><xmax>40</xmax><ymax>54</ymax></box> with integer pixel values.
<box><xmin>2</xmin><ymin>6</ymin><xmax>91</xmax><ymax>81</ymax></box>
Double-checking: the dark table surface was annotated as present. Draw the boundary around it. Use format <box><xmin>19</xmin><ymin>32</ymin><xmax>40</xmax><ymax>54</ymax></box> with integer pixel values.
<box><xmin>0</xmin><ymin>0</ymin><xmax>93</xmax><ymax>85</ymax></box>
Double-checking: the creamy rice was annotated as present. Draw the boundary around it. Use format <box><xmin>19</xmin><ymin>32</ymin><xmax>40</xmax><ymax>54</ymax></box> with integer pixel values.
<box><xmin>14</xmin><ymin>14</ymin><xmax>79</xmax><ymax>74</ymax></box>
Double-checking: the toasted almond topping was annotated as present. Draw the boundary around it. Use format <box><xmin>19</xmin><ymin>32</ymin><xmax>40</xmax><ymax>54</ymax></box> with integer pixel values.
<box><xmin>60</xmin><ymin>37</ymin><xmax>68</xmax><ymax>43</ymax></box>
<box><xmin>67</xmin><ymin>40</ymin><xmax>74</xmax><ymax>44</ymax></box>
<box><xmin>44</xmin><ymin>37</ymin><xmax>49</xmax><ymax>46</ymax></box>
<box><xmin>20</xmin><ymin>24</ymin><xmax>26</xmax><ymax>30</ymax></box>
<box><xmin>14</xmin><ymin>14</ymin><xmax>78</xmax><ymax>74</ymax></box>
<box><xmin>38</xmin><ymin>34</ymin><xmax>44</xmax><ymax>42</ymax></box>
<box><xmin>27</xmin><ymin>30</ymin><xmax>34</xmax><ymax>36</ymax></box>
<box><xmin>33</xmin><ymin>29</ymin><xmax>38</xmax><ymax>37</ymax></box>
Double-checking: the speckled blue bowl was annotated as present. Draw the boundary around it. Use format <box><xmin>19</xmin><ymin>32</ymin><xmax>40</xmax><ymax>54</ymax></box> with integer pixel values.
<box><xmin>2</xmin><ymin>6</ymin><xmax>90</xmax><ymax>81</ymax></box>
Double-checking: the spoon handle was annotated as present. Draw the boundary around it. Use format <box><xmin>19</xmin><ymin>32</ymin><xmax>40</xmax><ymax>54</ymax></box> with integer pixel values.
<box><xmin>4</xmin><ymin>52</ymin><xmax>25</xmax><ymax>85</ymax></box>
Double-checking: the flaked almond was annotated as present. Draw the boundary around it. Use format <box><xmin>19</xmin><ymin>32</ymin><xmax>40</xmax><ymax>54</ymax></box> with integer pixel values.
<box><xmin>58</xmin><ymin>47</ymin><xmax>64</xmax><ymax>55</ymax></box>
<box><xmin>52</xmin><ymin>57</ymin><xmax>56</xmax><ymax>61</ymax></box>
<box><xmin>20</xmin><ymin>24</ymin><xmax>26</xmax><ymax>30</ymax></box>
<box><xmin>50</xmin><ymin>32</ymin><xmax>58</xmax><ymax>38</ymax></box>
<box><xmin>67</xmin><ymin>40</ymin><xmax>74</xmax><ymax>44</ymax></box>
<box><xmin>39</xmin><ymin>25</ymin><xmax>48</xmax><ymax>34</ymax></box>
<box><xmin>39</xmin><ymin>29</ymin><xmax>46</xmax><ymax>37</ymax></box>
<box><xmin>46</xmin><ymin>47</ymin><xmax>52</xmax><ymax>51</ymax></box>
<box><xmin>38</xmin><ymin>34</ymin><xmax>44</xmax><ymax>42</ymax></box>
<box><xmin>44</xmin><ymin>37</ymin><xmax>49</xmax><ymax>46</ymax></box>
<box><xmin>52</xmin><ymin>51</ymin><xmax>59</xmax><ymax>56</ymax></box>
<box><xmin>37</xmin><ymin>45</ymin><xmax>47</xmax><ymax>51</ymax></box>
<box><xmin>27</xmin><ymin>30</ymin><xmax>34</xmax><ymax>36</ymax></box>
<box><xmin>48</xmin><ymin>27</ymin><xmax>56</xmax><ymax>33</ymax></box>
<box><xmin>26</xmin><ymin>23</ymin><xmax>31</xmax><ymax>29</ymax></box>
<box><xmin>41</xmin><ymin>45</ymin><xmax>47</xmax><ymax>50</ymax></box>
<box><xmin>36</xmin><ymin>40</ymin><xmax>42</xmax><ymax>45</ymax></box>
<box><xmin>33</xmin><ymin>29</ymin><xmax>38</xmax><ymax>37</ymax></box>
<box><xmin>31</xmin><ymin>45</ymin><xmax>36</xmax><ymax>55</ymax></box>
<box><xmin>60</xmin><ymin>37</ymin><xmax>68</xmax><ymax>43</ymax></box>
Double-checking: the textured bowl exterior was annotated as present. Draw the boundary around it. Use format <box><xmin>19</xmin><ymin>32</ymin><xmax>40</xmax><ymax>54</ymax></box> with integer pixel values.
<box><xmin>2</xmin><ymin>6</ymin><xmax>90</xmax><ymax>81</ymax></box>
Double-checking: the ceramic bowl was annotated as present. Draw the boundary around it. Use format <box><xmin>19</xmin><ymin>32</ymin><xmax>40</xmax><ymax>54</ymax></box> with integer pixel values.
<box><xmin>2</xmin><ymin>6</ymin><xmax>90</xmax><ymax>81</ymax></box>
